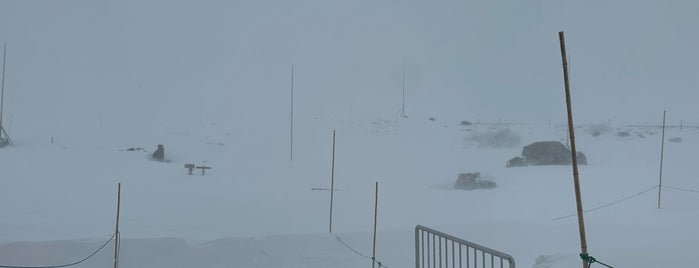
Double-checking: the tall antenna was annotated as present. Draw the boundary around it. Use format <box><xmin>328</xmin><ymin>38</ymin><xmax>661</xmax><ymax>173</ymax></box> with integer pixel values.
<box><xmin>1</xmin><ymin>42</ymin><xmax>6</xmax><ymax>132</ymax></box>
<box><xmin>290</xmin><ymin>64</ymin><xmax>294</xmax><ymax>161</ymax></box>
<box><xmin>400</xmin><ymin>58</ymin><xmax>407</xmax><ymax>118</ymax></box>
<box><xmin>0</xmin><ymin>42</ymin><xmax>12</xmax><ymax>147</ymax></box>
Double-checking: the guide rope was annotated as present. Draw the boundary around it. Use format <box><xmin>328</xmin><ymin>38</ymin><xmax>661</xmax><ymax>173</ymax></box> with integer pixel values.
<box><xmin>662</xmin><ymin>185</ymin><xmax>699</xmax><ymax>193</ymax></box>
<box><xmin>552</xmin><ymin>185</ymin><xmax>659</xmax><ymax>220</ymax></box>
<box><xmin>335</xmin><ymin>236</ymin><xmax>388</xmax><ymax>268</ymax></box>
<box><xmin>580</xmin><ymin>253</ymin><xmax>613</xmax><ymax>268</ymax></box>
<box><xmin>0</xmin><ymin>232</ymin><xmax>116</xmax><ymax>268</ymax></box>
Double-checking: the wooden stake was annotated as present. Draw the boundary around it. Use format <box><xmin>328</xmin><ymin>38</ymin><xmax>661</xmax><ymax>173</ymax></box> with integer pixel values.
<box><xmin>113</xmin><ymin>182</ymin><xmax>121</xmax><ymax>268</ymax></box>
<box><xmin>658</xmin><ymin>111</ymin><xmax>666</xmax><ymax>209</ymax></box>
<box><xmin>290</xmin><ymin>64</ymin><xmax>294</xmax><ymax>162</ymax></box>
<box><xmin>329</xmin><ymin>130</ymin><xmax>336</xmax><ymax>233</ymax></box>
<box><xmin>559</xmin><ymin>31</ymin><xmax>589</xmax><ymax>268</ymax></box>
<box><xmin>372</xmin><ymin>181</ymin><xmax>379</xmax><ymax>268</ymax></box>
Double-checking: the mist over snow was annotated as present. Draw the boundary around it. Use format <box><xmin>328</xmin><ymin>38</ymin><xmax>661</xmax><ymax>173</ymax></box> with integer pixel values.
<box><xmin>1</xmin><ymin>0</ymin><xmax>699</xmax><ymax>267</ymax></box>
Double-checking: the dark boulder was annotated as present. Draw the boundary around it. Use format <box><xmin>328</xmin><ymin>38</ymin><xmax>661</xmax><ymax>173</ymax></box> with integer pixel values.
<box><xmin>506</xmin><ymin>157</ymin><xmax>525</xmax><ymax>167</ymax></box>
<box><xmin>506</xmin><ymin>141</ymin><xmax>587</xmax><ymax>167</ymax></box>
<box><xmin>576</xmin><ymin>151</ymin><xmax>588</xmax><ymax>165</ymax></box>
<box><xmin>617</xmin><ymin>131</ymin><xmax>631</xmax><ymax>137</ymax></box>
<box><xmin>454</xmin><ymin>172</ymin><xmax>496</xmax><ymax>190</ymax></box>
<box><xmin>522</xmin><ymin>141</ymin><xmax>572</xmax><ymax>166</ymax></box>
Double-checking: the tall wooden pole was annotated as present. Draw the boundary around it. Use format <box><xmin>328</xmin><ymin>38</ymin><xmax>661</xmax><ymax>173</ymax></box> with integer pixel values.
<box><xmin>658</xmin><ymin>111</ymin><xmax>666</xmax><ymax>209</ymax></box>
<box><xmin>329</xmin><ymin>130</ymin><xmax>336</xmax><ymax>233</ymax></box>
<box><xmin>290</xmin><ymin>65</ymin><xmax>294</xmax><ymax>162</ymax></box>
<box><xmin>372</xmin><ymin>181</ymin><xmax>379</xmax><ymax>268</ymax></box>
<box><xmin>113</xmin><ymin>182</ymin><xmax>121</xmax><ymax>268</ymax></box>
<box><xmin>559</xmin><ymin>31</ymin><xmax>589</xmax><ymax>268</ymax></box>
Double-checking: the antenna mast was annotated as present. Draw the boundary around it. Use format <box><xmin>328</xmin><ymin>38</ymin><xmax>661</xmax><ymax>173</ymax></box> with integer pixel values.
<box><xmin>1</xmin><ymin>42</ymin><xmax>6</xmax><ymax>131</ymax></box>
<box><xmin>0</xmin><ymin>42</ymin><xmax>12</xmax><ymax>147</ymax></box>
<box><xmin>400</xmin><ymin>58</ymin><xmax>407</xmax><ymax>118</ymax></box>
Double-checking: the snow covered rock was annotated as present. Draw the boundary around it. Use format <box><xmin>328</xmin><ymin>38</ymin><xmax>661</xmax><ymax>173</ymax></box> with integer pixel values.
<box><xmin>617</xmin><ymin>131</ymin><xmax>631</xmax><ymax>137</ymax></box>
<box><xmin>506</xmin><ymin>141</ymin><xmax>587</xmax><ymax>167</ymax></box>
<box><xmin>506</xmin><ymin>157</ymin><xmax>525</xmax><ymax>167</ymax></box>
<box><xmin>454</xmin><ymin>172</ymin><xmax>496</xmax><ymax>190</ymax></box>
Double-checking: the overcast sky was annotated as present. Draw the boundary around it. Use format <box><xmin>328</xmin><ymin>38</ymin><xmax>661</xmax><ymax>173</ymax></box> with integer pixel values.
<box><xmin>1</xmin><ymin>0</ymin><xmax>698</xmax><ymax>128</ymax></box>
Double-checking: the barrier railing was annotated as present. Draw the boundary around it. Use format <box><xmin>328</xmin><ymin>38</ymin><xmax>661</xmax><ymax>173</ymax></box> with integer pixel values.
<box><xmin>415</xmin><ymin>225</ymin><xmax>515</xmax><ymax>268</ymax></box>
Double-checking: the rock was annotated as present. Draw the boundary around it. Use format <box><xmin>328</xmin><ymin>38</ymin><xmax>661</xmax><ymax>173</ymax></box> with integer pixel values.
<box><xmin>617</xmin><ymin>131</ymin><xmax>631</xmax><ymax>137</ymax></box>
<box><xmin>576</xmin><ymin>151</ymin><xmax>588</xmax><ymax>165</ymax></box>
<box><xmin>669</xmin><ymin>137</ymin><xmax>682</xmax><ymax>143</ymax></box>
<box><xmin>506</xmin><ymin>157</ymin><xmax>525</xmax><ymax>167</ymax></box>
<box><xmin>522</xmin><ymin>141</ymin><xmax>573</xmax><ymax>166</ymax></box>
<box><xmin>506</xmin><ymin>141</ymin><xmax>587</xmax><ymax>167</ymax></box>
<box><xmin>591</xmin><ymin>130</ymin><xmax>602</xmax><ymax>137</ymax></box>
<box><xmin>461</xmin><ymin>120</ymin><xmax>472</xmax><ymax>126</ymax></box>
<box><xmin>454</xmin><ymin>172</ymin><xmax>496</xmax><ymax>190</ymax></box>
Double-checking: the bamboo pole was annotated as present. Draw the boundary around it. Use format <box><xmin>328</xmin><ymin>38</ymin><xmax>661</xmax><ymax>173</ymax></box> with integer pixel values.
<box><xmin>558</xmin><ymin>31</ymin><xmax>589</xmax><ymax>268</ymax></box>
<box><xmin>113</xmin><ymin>182</ymin><xmax>121</xmax><ymax>268</ymax></box>
<box><xmin>372</xmin><ymin>181</ymin><xmax>379</xmax><ymax>268</ymax></box>
<box><xmin>290</xmin><ymin>64</ymin><xmax>294</xmax><ymax>162</ymax></box>
<box><xmin>658</xmin><ymin>111</ymin><xmax>666</xmax><ymax>209</ymax></box>
<box><xmin>329</xmin><ymin>130</ymin><xmax>336</xmax><ymax>233</ymax></box>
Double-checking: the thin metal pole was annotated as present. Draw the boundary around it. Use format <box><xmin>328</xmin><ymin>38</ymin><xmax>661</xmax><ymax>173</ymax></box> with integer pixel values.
<box><xmin>113</xmin><ymin>182</ymin><xmax>121</xmax><ymax>268</ymax></box>
<box><xmin>658</xmin><ymin>110</ymin><xmax>666</xmax><ymax>209</ymax></box>
<box><xmin>558</xmin><ymin>31</ymin><xmax>589</xmax><ymax>268</ymax></box>
<box><xmin>401</xmin><ymin>58</ymin><xmax>406</xmax><ymax>118</ymax></box>
<box><xmin>290</xmin><ymin>64</ymin><xmax>294</xmax><ymax>162</ymax></box>
<box><xmin>372</xmin><ymin>181</ymin><xmax>379</xmax><ymax>268</ymax></box>
<box><xmin>329</xmin><ymin>130</ymin><xmax>336</xmax><ymax>233</ymax></box>
<box><xmin>1</xmin><ymin>43</ymin><xmax>6</xmax><ymax>135</ymax></box>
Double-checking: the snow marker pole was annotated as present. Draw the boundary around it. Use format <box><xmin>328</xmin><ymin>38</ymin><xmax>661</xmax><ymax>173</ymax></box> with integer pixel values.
<box><xmin>372</xmin><ymin>181</ymin><xmax>379</xmax><ymax>268</ymax></box>
<box><xmin>401</xmin><ymin>57</ymin><xmax>407</xmax><ymax>118</ymax></box>
<box><xmin>114</xmin><ymin>182</ymin><xmax>121</xmax><ymax>268</ymax></box>
<box><xmin>290</xmin><ymin>64</ymin><xmax>294</xmax><ymax>162</ymax></box>
<box><xmin>559</xmin><ymin>31</ymin><xmax>589</xmax><ymax>268</ymax></box>
<box><xmin>329</xmin><ymin>130</ymin><xmax>336</xmax><ymax>233</ymax></box>
<box><xmin>658</xmin><ymin>110</ymin><xmax>666</xmax><ymax>209</ymax></box>
<box><xmin>1</xmin><ymin>42</ymin><xmax>5</xmax><ymax>136</ymax></box>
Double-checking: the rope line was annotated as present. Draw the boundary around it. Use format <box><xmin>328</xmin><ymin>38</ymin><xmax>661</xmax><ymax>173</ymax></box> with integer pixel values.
<box><xmin>334</xmin><ymin>236</ymin><xmax>388</xmax><ymax>268</ymax></box>
<box><xmin>552</xmin><ymin>185</ymin><xmax>659</xmax><ymax>221</ymax></box>
<box><xmin>580</xmin><ymin>253</ymin><xmax>614</xmax><ymax>268</ymax></box>
<box><xmin>0</xmin><ymin>232</ymin><xmax>116</xmax><ymax>268</ymax></box>
<box><xmin>663</xmin><ymin>185</ymin><xmax>699</xmax><ymax>193</ymax></box>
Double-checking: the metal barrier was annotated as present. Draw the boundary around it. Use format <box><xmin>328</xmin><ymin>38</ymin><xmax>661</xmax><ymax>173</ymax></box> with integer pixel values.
<box><xmin>415</xmin><ymin>225</ymin><xmax>515</xmax><ymax>268</ymax></box>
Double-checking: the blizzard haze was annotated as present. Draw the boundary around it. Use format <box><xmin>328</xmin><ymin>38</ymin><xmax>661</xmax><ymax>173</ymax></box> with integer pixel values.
<box><xmin>2</xmin><ymin>0</ymin><xmax>699</xmax><ymax>129</ymax></box>
<box><xmin>1</xmin><ymin>1</ymin><xmax>699</xmax><ymax>268</ymax></box>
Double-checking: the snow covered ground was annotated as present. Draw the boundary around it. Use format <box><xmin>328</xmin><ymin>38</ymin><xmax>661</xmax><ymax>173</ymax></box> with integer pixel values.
<box><xmin>2</xmin><ymin>116</ymin><xmax>699</xmax><ymax>267</ymax></box>
<box><xmin>2</xmin><ymin>0</ymin><xmax>699</xmax><ymax>267</ymax></box>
